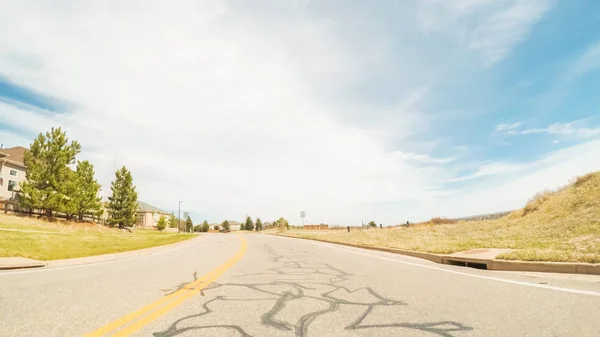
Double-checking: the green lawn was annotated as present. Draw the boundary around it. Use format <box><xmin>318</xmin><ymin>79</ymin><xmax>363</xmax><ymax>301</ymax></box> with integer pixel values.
<box><xmin>0</xmin><ymin>214</ymin><xmax>195</xmax><ymax>260</ymax></box>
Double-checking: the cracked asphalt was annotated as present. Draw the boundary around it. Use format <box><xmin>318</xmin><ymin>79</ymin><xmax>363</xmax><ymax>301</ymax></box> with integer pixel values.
<box><xmin>1</xmin><ymin>233</ymin><xmax>600</xmax><ymax>336</ymax></box>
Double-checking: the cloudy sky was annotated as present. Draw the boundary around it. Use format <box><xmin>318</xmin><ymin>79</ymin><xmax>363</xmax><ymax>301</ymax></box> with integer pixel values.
<box><xmin>1</xmin><ymin>0</ymin><xmax>599</xmax><ymax>225</ymax></box>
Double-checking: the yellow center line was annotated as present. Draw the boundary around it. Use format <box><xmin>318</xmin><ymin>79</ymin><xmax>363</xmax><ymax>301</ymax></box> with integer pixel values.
<box><xmin>84</xmin><ymin>236</ymin><xmax>247</xmax><ymax>337</ymax></box>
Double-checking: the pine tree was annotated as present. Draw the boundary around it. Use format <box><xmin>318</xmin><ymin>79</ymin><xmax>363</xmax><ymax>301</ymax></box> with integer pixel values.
<box><xmin>186</xmin><ymin>216</ymin><xmax>193</xmax><ymax>232</ymax></box>
<box><xmin>255</xmin><ymin>217</ymin><xmax>263</xmax><ymax>231</ymax></box>
<box><xmin>222</xmin><ymin>219</ymin><xmax>230</xmax><ymax>232</ymax></box>
<box><xmin>69</xmin><ymin>161</ymin><xmax>102</xmax><ymax>220</ymax></box>
<box><xmin>107</xmin><ymin>166</ymin><xmax>138</xmax><ymax>228</ymax></box>
<box><xmin>202</xmin><ymin>220</ymin><xmax>209</xmax><ymax>232</ymax></box>
<box><xmin>156</xmin><ymin>216</ymin><xmax>167</xmax><ymax>231</ymax></box>
<box><xmin>19</xmin><ymin>127</ymin><xmax>81</xmax><ymax>217</ymax></box>
<box><xmin>245</xmin><ymin>216</ymin><xmax>254</xmax><ymax>231</ymax></box>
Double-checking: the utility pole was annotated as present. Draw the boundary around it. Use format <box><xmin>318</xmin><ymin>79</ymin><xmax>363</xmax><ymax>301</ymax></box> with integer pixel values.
<box><xmin>178</xmin><ymin>201</ymin><xmax>183</xmax><ymax>233</ymax></box>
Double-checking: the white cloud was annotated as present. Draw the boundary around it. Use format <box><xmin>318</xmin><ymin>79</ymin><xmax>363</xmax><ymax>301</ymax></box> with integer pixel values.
<box><xmin>503</xmin><ymin>120</ymin><xmax>600</xmax><ymax>139</ymax></box>
<box><xmin>419</xmin><ymin>0</ymin><xmax>553</xmax><ymax>65</ymax></box>
<box><xmin>450</xmin><ymin>162</ymin><xmax>528</xmax><ymax>182</ymax></box>
<box><xmin>495</xmin><ymin>122</ymin><xmax>522</xmax><ymax>131</ymax></box>
<box><xmin>0</xmin><ymin>1</ymin><xmax>452</xmax><ymax>224</ymax></box>
<box><xmin>0</xmin><ymin>1</ymin><xmax>595</xmax><ymax>226</ymax></box>
<box><xmin>565</xmin><ymin>41</ymin><xmax>600</xmax><ymax>81</ymax></box>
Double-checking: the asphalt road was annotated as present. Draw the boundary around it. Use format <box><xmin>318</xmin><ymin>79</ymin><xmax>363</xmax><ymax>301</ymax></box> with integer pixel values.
<box><xmin>1</xmin><ymin>233</ymin><xmax>600</xmax><ymax>337</ymax></box>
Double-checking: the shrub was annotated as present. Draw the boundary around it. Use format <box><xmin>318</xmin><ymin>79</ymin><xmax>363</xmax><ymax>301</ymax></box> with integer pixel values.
<box><xmin>523</xmin><ymin>190</ymin><xmax>553</xmax><ymax>216</ymax></box>
<box><xmin>156</xmin><ymin>216</ymin><xmax>166</xmax><ymax>231</ymax></box>
<box><xmin>429</xmin><ymin>217</ymin><xmax>457</xmax><ymax>225</ymax></box>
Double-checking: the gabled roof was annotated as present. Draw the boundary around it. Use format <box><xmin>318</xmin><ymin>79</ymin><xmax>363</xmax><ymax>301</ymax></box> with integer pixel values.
<box><xmin>137</xmin><ymin>201</ymin><xmax>170</xmax><ymax>214</ymax></box>
<box><xmin>0</xmin><ymin>146</ymin><xmax>28</xmax><ymax>167</ymax></box>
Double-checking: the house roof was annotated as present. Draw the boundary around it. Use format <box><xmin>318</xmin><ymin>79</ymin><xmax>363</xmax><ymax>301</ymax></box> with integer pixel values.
<box><xmin>137</xmin><ymin>201</ymin><xmax>170</xmax><ymax>214</ymax></box>
<box><xmin>0</xmin><ymin>146</ymin><xmax>28</xmax><ymax>167</ymax></box>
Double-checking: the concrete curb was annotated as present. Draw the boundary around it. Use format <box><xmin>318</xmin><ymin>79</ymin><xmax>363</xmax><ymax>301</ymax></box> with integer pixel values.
<box><xmin>269</xmin><ymin>234</ymin><xmax>600</xmax><ymax>276</ymax></box>
<box><xmin>0</xmin><ymin>258</ymin><xmax>47</xmax><ymax>270</ymax></box>
<box><xmin>0</xmin><ymin>235</ymin><xmax>202</xmax><ymax>270</ymax></box>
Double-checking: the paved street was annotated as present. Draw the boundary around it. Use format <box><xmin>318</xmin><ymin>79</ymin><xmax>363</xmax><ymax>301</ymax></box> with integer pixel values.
<box><xmin>1</xmin><ymin>233</ymin><xmax>600</xmax><ymax>336</ymax></box>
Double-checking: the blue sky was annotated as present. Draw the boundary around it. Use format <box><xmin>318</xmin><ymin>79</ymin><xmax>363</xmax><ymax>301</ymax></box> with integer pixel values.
<box><xmin>1</xmin><ymin>0</ymin><xmax>599</xmax><ymax>225</ymax></box>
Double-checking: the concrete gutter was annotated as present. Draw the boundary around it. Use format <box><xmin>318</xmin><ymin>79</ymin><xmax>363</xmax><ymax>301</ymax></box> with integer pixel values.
<box><xmin>269</xmin><ymin>234</ymin><xmax>600</xmax><ymax>276</ymax></box>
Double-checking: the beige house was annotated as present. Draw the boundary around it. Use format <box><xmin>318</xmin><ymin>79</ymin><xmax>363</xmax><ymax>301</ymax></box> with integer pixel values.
<box><xmin>0</xmin><ymin>146</ymin><xmax>28</xmax><ymax>201</ymax></box>
<box><xmin>136</xmin><ymin>201</ymin><xmax>170</xmax><ymax>228</ymax></box>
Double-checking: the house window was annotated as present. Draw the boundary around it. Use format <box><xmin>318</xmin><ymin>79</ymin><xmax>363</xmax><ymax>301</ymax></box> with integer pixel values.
<box><xmin>136</xmin><ymin>214</ymin><xmax>145</xmax><ymax>226</ymax></box>
<box><xmin>9</xmin><ymin>170</ymin><xmax>17</xmax><ymax>176</ymax></box>
<box><xmin>8</xmin><ymin>180</ymin><xmax>17</xmax><ymax>191</ymax></box>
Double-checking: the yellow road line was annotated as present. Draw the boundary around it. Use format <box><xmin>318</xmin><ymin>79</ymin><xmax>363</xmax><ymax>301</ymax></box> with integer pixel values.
<box><xmin>84</xmin><ymin>236</ymin><xmax>247</xmax><ymax>337</ymax></box>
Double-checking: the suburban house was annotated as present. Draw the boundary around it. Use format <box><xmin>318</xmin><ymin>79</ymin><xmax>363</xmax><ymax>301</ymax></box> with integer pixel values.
<box><xmin>136</xmin><ymin>201</ymin><xmax>171</xmax><ymax>228</ymax></box>
<box><xmin>0</xmin><ymin>146</ymin><xmax>28</xmax><ymax>201</ymax></box>
<box><xmin>211</xmin><ymin>221</ymin><xmax>241</xmax><ymax>231</ymax></box>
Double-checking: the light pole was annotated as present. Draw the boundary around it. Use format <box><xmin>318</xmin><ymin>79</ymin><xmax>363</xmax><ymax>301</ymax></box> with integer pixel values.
<box><xmin>178</xmin><ymin>201</ymin><xmax>183</xmax><ymax>233</ymax></box>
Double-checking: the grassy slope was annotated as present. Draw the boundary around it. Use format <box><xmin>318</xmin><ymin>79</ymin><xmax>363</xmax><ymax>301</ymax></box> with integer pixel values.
<box><xmin>284</xmin><ymin>172</ymin><xmax>600</xmax><ymax>263</ymax></box>
<box><xmin>0</xmin><ymin>214</ymin><xmax>195</xmax><ymax>260</ymax></box>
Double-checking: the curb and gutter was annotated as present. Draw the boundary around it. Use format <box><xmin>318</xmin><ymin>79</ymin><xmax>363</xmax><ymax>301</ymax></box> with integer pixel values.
<box><xmin>269</xmin><ymin>234</ymin><xmax>600</xmax><ymax>276</ymax></box>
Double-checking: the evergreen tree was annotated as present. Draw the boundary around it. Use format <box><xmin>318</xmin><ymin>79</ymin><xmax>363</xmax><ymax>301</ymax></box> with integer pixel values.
<box><xmin>245</xmin><ymin>216</ymin><xmax>254</xmax><ymax>231</ymax></box>
<box><xmin>186</xmin><ymin>216</ymin><xmax>193</xmax><ymax>232</ymax></box>
<box><xmin>255</xmin><ymin>217</ymin><xmax>263</xmax><ymax>231</ymax></box>
<box><xmin>201</xmin><ymin>220</ymin><xmax>209</xmax><ymax>232</ymax></box>
<box><xmin>222</xmin><ymin>219</ymin><xmax>230</xmax><ymax>232</ymax></box>
<box><xmin>107</xmin><ymin>166</ymin><xmax>138</xmax><ymax>228</ymax></box>
<box><xmin>156</xmin><ymin>216</ymin><xmax>167</xmax><ymax>231</ymax></box>
<box><xmin>19</xmin><ymin>127</ymin><xmax>81</xmax><ymax>217</ymax></box>
<box><xmin>69</xmin><ymin>161</ymin><xmax>102</xmax><ymax>220</ymax></box>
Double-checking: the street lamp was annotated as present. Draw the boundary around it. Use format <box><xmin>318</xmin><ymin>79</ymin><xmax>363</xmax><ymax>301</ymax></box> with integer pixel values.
<box><xmin>178</xmin><ymin>201</ymin><xmax>183</xmax><ymax>233</ymax></box>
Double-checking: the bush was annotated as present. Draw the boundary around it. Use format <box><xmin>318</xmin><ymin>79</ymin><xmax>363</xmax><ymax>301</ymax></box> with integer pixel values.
<box><xmin>523</xmin><ymin>190</ymin><xmax>553</xmax><ymax>216</ymax></box>
<box><xmin>156</xmin><ymin>216</ymin><xmax>167</xmax><ymax>231</ymax></box>
<box><xmin>429</xmin><ymin>217</ymin><xmax>457</xmax><ymax>225</ymax></box>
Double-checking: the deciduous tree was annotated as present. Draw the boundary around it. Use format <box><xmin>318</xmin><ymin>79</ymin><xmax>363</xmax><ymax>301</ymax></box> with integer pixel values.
<box><xmin>202</xmin><ymin>220</ymin><xmax>210</xmax><ymax>232</ymax></box>
<box><xmin>156</xmin><ymin>216</ymin><xmax>167</xmax><ymax>231</ymax></box>
<box><xmin>169</xmin><ymin>213</ymin><xmax>178</xmax><ymax>228</ymax></box>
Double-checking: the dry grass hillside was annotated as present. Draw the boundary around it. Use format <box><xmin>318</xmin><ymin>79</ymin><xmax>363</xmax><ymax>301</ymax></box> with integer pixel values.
<box><xmin>284</xmin><ymin>172</ymin><xmax>600</xmax><ymax>263</ymax></box>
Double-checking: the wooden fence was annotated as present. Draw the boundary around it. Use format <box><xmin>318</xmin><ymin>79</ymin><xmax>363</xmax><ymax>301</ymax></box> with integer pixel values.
<box><xmin>0</xmin><ymin>199</ymin><xmax>105</xmax><ymax>224</ymax></box>
<box><xmin>303</xmin><ymin>224</ymin><xmax>329</xmax><ymax>230</ymax></box>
